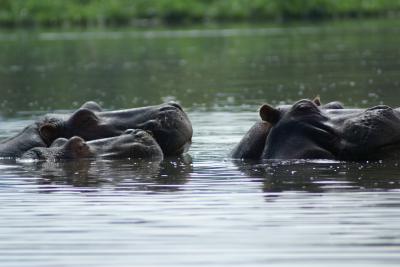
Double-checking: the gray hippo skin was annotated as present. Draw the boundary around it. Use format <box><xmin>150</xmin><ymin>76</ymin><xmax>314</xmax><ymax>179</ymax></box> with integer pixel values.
<box><xmin>231</xmin><ymin>98</ymin><xmax>344</xmax><ymax>159</ymax></box>
<box><xmin>257</xmin><ymin>99</ymin><xmax>400</xmax><ymax>160</ymax></box>
<box><xmin>39</xmin><ymin>102</ymin><xmax>192</xmax><ymax>156</ymax></box>
<box><xmin>0</xmin><ymin>101</ymin><xmax>192</xmax><ymax>158</ymax></box>
<box><xmin>0</xmin><ymin>101</ymin><xmax>102</xmax><ymax>158</ymax></box>
<box><xmin>22</xmin><ymin>129</ymin><xmax>163</xmax><ymax>161</ymax></box>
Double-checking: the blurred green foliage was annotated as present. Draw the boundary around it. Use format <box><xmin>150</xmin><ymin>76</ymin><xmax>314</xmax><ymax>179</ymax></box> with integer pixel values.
<box><xmin>0</xmin><ymin>18</ymin><xmax>399</xmax><ymax>114</ymax></box>
<box><xmin>0</xmin><ymin>0</ymin><xmax>399</xmax><ymax>27</ymax></box>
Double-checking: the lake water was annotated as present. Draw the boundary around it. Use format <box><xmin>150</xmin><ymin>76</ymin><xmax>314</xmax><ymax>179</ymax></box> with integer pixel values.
<box><xmin>1</xmin><ymin>19</ymin><xmax>400</xmax><ymax>266</ymax></box>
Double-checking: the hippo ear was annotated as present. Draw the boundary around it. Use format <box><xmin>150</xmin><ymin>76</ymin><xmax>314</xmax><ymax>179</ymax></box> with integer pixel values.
<box><xmin>259</xmin><ymin>104</ymin><xmax>280</xmax><ymax>125</ymax></box>
<box><xmin>313</xmin><ymin>96</ymin><xmax>321</xmax><ymax>106</ymax></box>
<box><xmin>39</xmin><ymin>123</ymin><xmax>60</xmax><ymax>145</ymax></box>
<box><xmin>68</xmin><ymin>108</ymin><xmax>99</xmax><ymax>128</ymax></box>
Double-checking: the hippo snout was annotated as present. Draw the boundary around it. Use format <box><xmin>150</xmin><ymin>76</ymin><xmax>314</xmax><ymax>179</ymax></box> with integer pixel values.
<box><xmin>124</xmin><ymin>129</ymin><xmax>138</xmax><ymax>135</ymax></box>
<box><xmin>159</xmin><ymin>102</ymin><xmax>184</xmax><ymax>112</ymax></box>
<box><xmin>167</xmin><ymin>102</ymin><xmax>183</xmax><ymax>111</ymax></box>
<box><xmin>366</xmin><ymin>105</ymin><xmax>391</xmax><ymax>111</ymax></box>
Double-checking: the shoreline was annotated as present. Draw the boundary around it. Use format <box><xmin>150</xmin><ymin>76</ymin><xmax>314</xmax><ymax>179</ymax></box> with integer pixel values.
<box><xmin>1</xmin><ymin>0</ymin><xmax>400</xmax><ymax>29</ymax></box>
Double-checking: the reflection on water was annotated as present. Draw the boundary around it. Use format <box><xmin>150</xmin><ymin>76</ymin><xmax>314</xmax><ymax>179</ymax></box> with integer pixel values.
<box><xmin>12</xmin><ymin>156</ymin><xmax>192</xmax><ymax>192</ymax></box>
<box><xmin>1</xmin><ymin>111</ymin><xmax>398</xmax><ymax>266</ymax></box>
<box><xmin>236</xmin><ymin>160</ymin><xmax>400</xmax><ymax>194</ymax></box>
<box><xmin>1</xmin><ymin>20</ymin><xmax>400</xmax><ymax>266</ymax></box>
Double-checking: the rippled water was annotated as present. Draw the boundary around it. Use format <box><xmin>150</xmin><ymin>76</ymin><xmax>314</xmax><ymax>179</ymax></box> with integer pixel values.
<box><xmin>1</xmin><ymin>111</ymin><xmax>400</xmax><ymax>266</ymax></box>
<box><xmin>1</xmin><ymin>20</ymin><xmax>400</xmax><ymax>266</ymax></box>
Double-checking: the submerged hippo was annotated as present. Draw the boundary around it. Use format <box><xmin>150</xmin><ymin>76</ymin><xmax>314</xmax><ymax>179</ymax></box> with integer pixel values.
<box><xmin>0</xmin><ymin>101</ymin><xmax>102</xmax><ymax>158</ymax></box>
<box><xmin>39</xmin><ymin>101</ymin><xmax>192</xmax><ymax>156</ymax></box>
<box><xmin>0</xmin><ymin>101</ymin><xmax>192</xmax><ymax>158</ymax></box>
<box><xmin>22</xmin><ymin>129</ymin><xmax>163</xmax><ymax>161</ymax></box>
<box><xmin>233</xmin><ymin>98</ymin><xmax>400</xmax><ymax>161</ymax></box>
<box><xmin>232</xmin><ymin>97</ymin><xmax>344</xmax><ymax>159</ymax></box>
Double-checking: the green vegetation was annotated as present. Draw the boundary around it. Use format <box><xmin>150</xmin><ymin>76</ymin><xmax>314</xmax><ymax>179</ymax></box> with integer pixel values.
<box><xmin>0</xmin><ymin>0</ymin><xmax>400</xmax><ymax>27</ymax></box>
<box><xmin>0</xmin><ymin>19</ymin><xmax>398</xmax><ymax>114</ymax></box>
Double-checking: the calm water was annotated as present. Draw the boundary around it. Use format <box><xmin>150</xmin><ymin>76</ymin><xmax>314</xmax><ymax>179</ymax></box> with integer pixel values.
<box><xmin>1</xmin><ymin>19</ymin><xmax>400</xmax><ymax>266</ymax></box>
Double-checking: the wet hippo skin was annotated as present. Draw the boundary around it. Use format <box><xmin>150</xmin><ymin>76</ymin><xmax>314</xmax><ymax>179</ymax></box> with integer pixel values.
<box><xmin>233</xmin><ymin>98</ymin><xmax>400</xmax><ymax>161</ymax></box>
<box><xmin>0</xmin><ymin>101</ymin><xmax>192</xmax><ymax>158</ymax></box>
<box><xmin>39</xmin><ymin>102</ymin><xmax>192</xmax><ymax>157</ymax></box>
<box><xmin>0</xmin><ymin>101</ymin><xmax>100</xmax><ymax>158</ymax></box>
<box><xmin>231</xmin><ymin>98</ymin><xmax>345</xmax><ymax>159</ymax></box>
<box><xmin>22</xmin><ymin>129</ymin><xmax>163</xmax><ymax>161</ymax></box>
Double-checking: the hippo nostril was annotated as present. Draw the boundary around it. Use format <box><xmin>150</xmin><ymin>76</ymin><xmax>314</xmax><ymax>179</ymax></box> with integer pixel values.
<box><xmin>134</xmin><ymin>130</ymin><xmax>147</xmax><ymax>137</ymax></box>
<box><xmin>124</xmin><ymin>129</ymin><xmax>136</xmax><ymax>135</ymax></box>
<box><xmin>367</xmin><ymin>105</ymin><xmax>391</xmax><ymax>111</ymax></box>
<box><xmin>168</xmin><ymin>102</ymin><xmax>183</xmax><ymax>111</ymax></box>
<box><xmin>159</xmin><ymin>102</ymin><xmax>183</xmax><ymax>112</ymax></box>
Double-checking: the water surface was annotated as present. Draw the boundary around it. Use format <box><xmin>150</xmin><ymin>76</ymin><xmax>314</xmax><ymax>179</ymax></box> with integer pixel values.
<box><xmin>0</xmin><ymin>20</ymin><xmax>400</xmax><ymax>266</ymax></box>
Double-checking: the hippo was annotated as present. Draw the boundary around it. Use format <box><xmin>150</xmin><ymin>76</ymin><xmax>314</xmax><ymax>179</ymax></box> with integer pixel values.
<box><xmin>0</xmin><ymin>122</ymin><xmax>48</xmax><ymax>158</ymax></box>
<box><xmin>231</xmin><ymin>97</ymin><xmax>344</xmax><ymax>159</ymax></box>
<box><xmin>234</xmin><ymin>98</ymin><xmax>400</xmax><ymax>161</ymax></box>
<box><xmin>0</xmin><ymin>101</ymin><xmax>107</xmax><ymax>158</ymax></box>
<box><xmin>0</xmin><ymin>101</ymin><xmax>192</xmax><ymax>158</ymax></box>
<box><xmin>21</xmin><ymin>129</ymin><xmax>163</xmax><ymax>161</ymax></box>
<box><xmin>39</xmin><ymin>101</ymin><xmax>192</xmax><ymax>157</ymax></box>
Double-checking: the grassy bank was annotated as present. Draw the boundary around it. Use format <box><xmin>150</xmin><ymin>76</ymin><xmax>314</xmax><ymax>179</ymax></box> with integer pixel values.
<box><xmin>1</xmin><ymin>0</ymin><xmax>400</xmax><ymax>27</ymax></box>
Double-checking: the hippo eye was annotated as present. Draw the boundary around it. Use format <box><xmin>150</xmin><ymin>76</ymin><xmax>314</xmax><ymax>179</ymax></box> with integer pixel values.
<box><xmin>296</xmin><ymin>103</ymin><xmax>314</xmax><ymax>112</ymax></box>
<box><xmin>30</xmin><ymin>148</ymin><xmax>45</xmax><ymax>160</ymax></box>
<box><xmin>292</xmin><ymin>101</ymin><xmax>321</xmax><ymax>117</ymax></box>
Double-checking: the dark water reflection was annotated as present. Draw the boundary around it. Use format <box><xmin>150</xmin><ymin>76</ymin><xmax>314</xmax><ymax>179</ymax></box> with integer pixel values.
<box><xmin>1</xmin><ymin>20</ymin><xmax>400</xmax><ymax>266</ymax></box>
<box><xmin>236</xmin><ymin>160</ymin><xmax>400</xmax><ymax>194</ymax></box>
<box><xmin>10</xmin><ymin>156</ymin><xmax>191</xmax><ymax>192</ymax></box>
<box><xmin>1</xmin><ymin>112</ymin><xmax>400</xmax><ymax>265</ymax></box>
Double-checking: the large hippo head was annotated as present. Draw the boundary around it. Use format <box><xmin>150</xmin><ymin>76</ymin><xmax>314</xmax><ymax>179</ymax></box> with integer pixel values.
<box><xmin>39</xmin><ymin>102</ymin><xmax>192</xmax><ymax>156</ymax></box>
<box><xmin>22</xmin><ymin>129</ymin><xmax>163</xmax><ymax>161</ymax></box>
<box><xmin>259</xmin><ymin>99</ymin><xmax>400</xmax><ymax>161</ymax></box>
<box><xmin>0</xmin><ymin>101</ymin><xmax>110</xmax><ymax>158</ymax></box>
<box><xmin>0</xmin><ymin>122</ymin><xmax>49</xmax><ymax>158</ymax></box>
<box><xmin>231</xmin><ymin>97</ymin><xmax>345</xmax><ymax>160</ymax></box>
